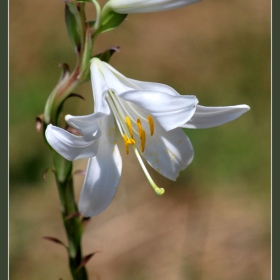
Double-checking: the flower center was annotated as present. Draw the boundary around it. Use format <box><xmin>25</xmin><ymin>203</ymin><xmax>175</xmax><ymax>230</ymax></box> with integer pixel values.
<box><xmin>105</xmin><ymin>90</ymin><xmax>154</xmax><ymax>154</ymax></box>
<box><xmin>105</xmin><ymin>90</ymin><xmax>165</xmax><ymax>196</ymax></box>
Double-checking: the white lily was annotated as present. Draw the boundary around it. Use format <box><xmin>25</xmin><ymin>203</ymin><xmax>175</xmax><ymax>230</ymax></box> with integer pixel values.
<box><xmin>107</xmin><ymin>0</ymin><xmax>201</xmax><ymax>14</ymax></box>
<box><xmin>45</xmin><ymin>57</ymin><xmax>250</xmax><ymax>217</ymax></box>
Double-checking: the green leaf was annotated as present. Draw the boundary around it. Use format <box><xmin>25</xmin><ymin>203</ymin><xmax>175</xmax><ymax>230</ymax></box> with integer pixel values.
<box><xmin>78</xmin><ymin>26</ymin><xmax>93</xmax><ymax>80</ymax></box>
<box><xmin>94</xmin><ymin>46</ymin><xmax>120</xmax><ymax>63</ymax></box>
<box><xmin>97</xmin><ymin>10</ymin><xmax>127</xmax><ymax>34</ymax></box>
<box><xmin>65</xmin><ymin>4</ymin><xmax>81</xmax><ymax>52</ymax></box>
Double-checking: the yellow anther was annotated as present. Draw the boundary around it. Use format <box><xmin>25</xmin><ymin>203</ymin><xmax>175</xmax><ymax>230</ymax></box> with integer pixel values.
<box><xmin>137</xmin><ymin>118</ymin><xmax>143</xmax><ymax>137</ymax></box>
<box><xmin>127</xmin><ymin>138</ymin><xmax>136</xmax><ymax>145</ymax></box>
<box><xmin>123</xmin><ymin>134</ymin><xmax>129</xmax><ymax>154</ymax></box>
<box><xmin>125</xmin><ymin>116</ymin><xmax>133</xmax><ymax>139</ymax></box>
<box><xmin>123</xmin><ymin>134</ymin><xmax>136</xmax><ymax>154</ymax></box>
<box><xmin>148</xmin><ymin>115</ymin><xmax>154</xmax><ymax>136</ymax></box>
<box><xmin>140</xmin><ymin>129</ymin><xmax>146</xmax><ymax>152</ymax></box>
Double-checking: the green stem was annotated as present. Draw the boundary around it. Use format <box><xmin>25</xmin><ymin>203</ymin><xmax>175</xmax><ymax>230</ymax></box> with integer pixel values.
<box><xmin>53</xmin><ymin>151</ymin><xmax>88</xmax><ymax>280</ymax></box>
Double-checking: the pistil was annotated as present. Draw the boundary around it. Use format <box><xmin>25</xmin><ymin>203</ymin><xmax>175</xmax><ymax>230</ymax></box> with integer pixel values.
<box><xmin>133</xmin><ymin>147</ymin><xmax>165</xmax><ymax>196</ymax></box>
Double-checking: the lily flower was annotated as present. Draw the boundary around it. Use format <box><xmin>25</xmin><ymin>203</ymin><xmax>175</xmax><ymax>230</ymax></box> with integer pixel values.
<box><xmin>45</xmin><ymin>57</ymin><xmax>250</xmax><ymax>217</ymax></box>
<box><xmin>106</xmin><ymin>0</ymin><xmax>201</xmax><ymax>14</ymax></box>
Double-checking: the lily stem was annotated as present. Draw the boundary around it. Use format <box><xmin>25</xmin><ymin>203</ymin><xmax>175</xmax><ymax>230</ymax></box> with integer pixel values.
<box><xmin>53</xmin><ymin>151</ymin><xmax>88</xmax><ymax>280</ymax></box>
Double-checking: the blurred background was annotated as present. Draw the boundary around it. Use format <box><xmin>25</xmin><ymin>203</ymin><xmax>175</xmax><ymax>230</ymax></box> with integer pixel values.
<box><xmin>9</xmin><ymin>0</ymin><xmax>271</xmax><ymax>279</ymax></box>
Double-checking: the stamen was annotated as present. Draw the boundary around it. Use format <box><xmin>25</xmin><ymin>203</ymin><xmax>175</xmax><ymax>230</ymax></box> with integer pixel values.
<box><xmin>133</xmin><ymin>147</ymin><xmax>165</xmax><ymax>196</ymax></box>
<box><xmin>127</xmin><ymin>138</ymin><xmax>136</xmax><ymax>145</ymax></box>
<box><xmin>148</xmin><ymin>115</ymin><xmax>154</xmax><ymax>136</ymax></box>
<box><xmin>123</xmin><ymin>134</ymin><xmax>129</xmax><ymax>154</ymax></box>
<box><xmin>123</xmin><ymin>134</ymin><xmax>136</xmax><ymax>154</ymax></box>
<box><xmin>140</xmin><ymin>129</ymin><xmax>146</xmax><ymax>152</ymax></box>
<box><xmin>137</xmin><ymin>118</ymin><xmax>143</xmax><ymax>137</ymax></box>
<box><xmin>125</xmin><ymin>116</ymin><xmax>133</xmax><ymax>139</ymax></box>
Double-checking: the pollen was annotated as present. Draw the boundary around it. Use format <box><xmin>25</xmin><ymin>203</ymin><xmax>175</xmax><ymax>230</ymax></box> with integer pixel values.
<box><xmin>125</xmin><ymin>116</ymin><xmax>133</xmax><ymax>139</ymax></box>
<box><xmin>148</xmin><ymin>115</ymin><xmax>154</xmax><ymax>136</ymax></box>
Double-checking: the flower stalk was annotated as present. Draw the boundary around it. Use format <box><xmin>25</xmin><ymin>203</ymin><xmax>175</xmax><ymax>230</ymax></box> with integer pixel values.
<box><xmin>42</xmin><ymin>3</ymin><xmax>96</xmax><ymax>279</ymax></box>
<box><xmin>53</xmin><ymin>151</ymin><xmax>88</xmax><ymax>280</ymax></box>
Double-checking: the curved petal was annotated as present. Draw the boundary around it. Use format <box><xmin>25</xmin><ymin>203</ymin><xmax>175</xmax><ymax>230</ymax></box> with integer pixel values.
<box><xmin>78</xmin><ymin>113</ymin><xmax>122</xmax><ymax>217</ymax></box>
<box><xmin>95</xmin><ymin>59</ymin><xmax>181</xmax><ymax>97</ymax></box>
<box><xmin>138</xmin><ymin>126</ymin><xmax>194</xmax><ymax>181</ymax></box>
<box><xmin>90</xmin><ymin>59</ymin><xmax>111</xmax><ymax>114</ymax></box>
<box><xmin>110</xmin><ymin>0</ymin><xmax>201</xmax><ymax>14</ymax></box>
<box><xmin>96</xmin><ymin>60</ymin><xmax>135</xmax><ymax>93</ymax></box>
<box><xmin>65</xmin><ymin>112</ymin><xmax>107</xmax><ymax>140</ymax></box>
<box><xmin>119</xmin><ymin>90</ymin><xmax>198</xmax><ymax>131</ymax></box>
<box><xmin>182</xmin><ymin>104</ymin><xmax>250</xmax><ymax>129</ymax></box>
<box><xmin>125</xmin><ymin>78</ymin><xmax>181</xmax><ymax>96</ymax></box>
<box><xmin>45</xmin><ymin>124</ymin><xmax>100</xmax><ymax>161</ymax></box>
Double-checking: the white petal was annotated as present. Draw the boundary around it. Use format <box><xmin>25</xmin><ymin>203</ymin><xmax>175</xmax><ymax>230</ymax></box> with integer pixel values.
<box><xmin>94</xmin><ymin>59</ymin><xmax>182</xmax><ymax>97</ymax></box>
<box><xmin>45</xmin><ymin>124</ymin><xmax>99</xmax><ymax>161</ymax></box>
<box><xmin>90</xmin><ymin>59</ymin><xmax>111</xmax><ymax>114</ymax></box>
<box><xmin>97</xmin><ymin>60</ymin><xmax>135</xmax><ymax>93</ymax></box>
<box><xmin>110</xmin><ymin>0</ymin><xmax>201</xmax><ymax>14</ymax></box>
<box><xmin>182</xmin><ymin>104</ymin><xmax>250</xmax><ymax>129</ymax></box>
<box><xmin>134</xmin><ymin>124</ymin><xmax>194</xmax><ymax>181</ymax></box>
<box><xmin>119</xmin><ymin>90</ymin><xmax>198</xmax><ymax>131</ymax></box>
<box><xmin>65</xmin><ymin>112</ymin><xmax>106</xmax><ymax>140</ymax></box>
<box><xmin>78</xmin><ymin>113</ymin><xmax>122</xmax><ymax>217</ymax></box>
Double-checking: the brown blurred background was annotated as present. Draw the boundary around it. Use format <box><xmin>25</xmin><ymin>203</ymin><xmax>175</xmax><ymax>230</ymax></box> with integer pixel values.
<box><xmin>9</xmin><ymin>0</ymin><xmax>271</xmax><ymax>279</ymax></box>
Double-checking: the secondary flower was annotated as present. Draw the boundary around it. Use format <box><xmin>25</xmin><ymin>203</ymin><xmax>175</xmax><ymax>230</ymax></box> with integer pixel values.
<box><xmin>45</xmin><ymin>57</ymin><xmax>250</xmax><ymax>217</ymax></box>
<box><xmin>106</xmin><ymin>0</ymin><xmax>201</xmax><ymax>14</ymax></box>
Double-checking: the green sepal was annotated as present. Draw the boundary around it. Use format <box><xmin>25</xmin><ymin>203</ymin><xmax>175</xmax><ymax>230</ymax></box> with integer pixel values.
<box><xmin>65</xmin><ymin>4</ymin><xmax>81</xmax><ymax>52</ymax></box>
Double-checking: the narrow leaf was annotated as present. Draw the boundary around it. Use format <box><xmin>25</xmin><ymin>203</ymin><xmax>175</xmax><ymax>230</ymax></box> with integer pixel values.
<box><xmin>65</xmin><ymin>3</ymin><xmax>81</xmax><ymax>52</ymax></box>
<box><xmin>81</xmin><ymin>217</ymin><xmax>91</xmax><ymax>230</ymax></box>
<box><xmin>76</xmin><ymin>253</ymin><xmax>98</xmax><ymax>272</ymax></box>
<box><xmin>42</xmin><ymin>167</ymin><xmax>55</xmax><ymax>181</ymax></box>
<box><xmin>68</xmin><ymin>93</ymin><xmax>85</xmax><ymax>100</ymax></box>
<box><xmin>58</xmin><ymin>63</ymin><xmax>70</xmax><ymax>81</ymax></box>
<box><xmin>95</xmin><ymin>46</ymin><xmax>120</xmax><ymax>63</ymax></box>
<box><xmin>65</xmin><ymin>212</ymin><xmax>81</xmax><ymax>220</ymax></box>
<box><xmin>43</xmin><ymin>236</ymin><xmax>67</xmax><ymax>248</ymax></box>
<box><xmin>36</xmin><ymin>114</ymin><xmax>44</xmax><ymax>133</ymax></box>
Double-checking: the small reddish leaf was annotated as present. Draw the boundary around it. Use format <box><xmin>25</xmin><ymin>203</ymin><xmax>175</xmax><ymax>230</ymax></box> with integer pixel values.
<box><xmin>95</xmin><ymin>46</ymin><xmax>120</xmax><ymax>63</ymax></box>
<box><xmin>81</xmin><ymin>217</ymin><xmax>91</xmax><ymax>230</ymax></box>
<box><xmin>35</xmin><ymin>114</ymin><xmax>44</xmax><ymax>133</ymax></box>
<box><xmin>76</xmin><ymin>252</ymin><xmax>98</xmax><ymax>272</ymax></box>
<box><xmin>42</xmin><ymin>167</ymin><xmax>55</xmax><ymax>181</ymax></box>
<box><xmin>68</xmin><ymin>93</ymin><xmax>85</xmax><ymax>101</ymax></box>
<box><xmin>59</xmin><ymin>63</ymin><xmax>70</xmax><ymax>81</ymax></box>
<box><xmin>43</xmin><ymin>236</ymin><xmax>67</xmax><ymax>248</ymax></box>
<box><xmin>65</xmin><ymin>212</ymin><xmax>80</xmax><ymax>220</ymax></box>
<box><xmin>74</xmin><ymin>169</ymin><xmax>86</xmax><ymax>176</ymax></box>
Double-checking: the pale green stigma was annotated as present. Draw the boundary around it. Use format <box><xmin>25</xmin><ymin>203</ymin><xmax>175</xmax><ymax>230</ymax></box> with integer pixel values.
<box><xmin>134</xmin><ymin>147</ymin><xmax>165</xmax><ymax>196</ymax></box>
